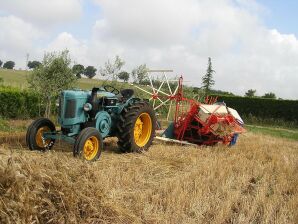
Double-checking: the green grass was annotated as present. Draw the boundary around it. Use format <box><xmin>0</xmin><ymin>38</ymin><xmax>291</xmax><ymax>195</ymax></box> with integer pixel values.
<box><xmin>0</xmin><ymin>118</ymin><xmax>29</xmax><ymax>133</ymax></box>
<box><xmin>0</xmin><ymin>69</ymin><xmax>29</xmax><ymax>88</ymax></box>
<box><xmin>246</xmin><ymin>124</ymin><xmax>298</xmax><ymax>141</ymax></box>
<box><xmin>0</xmin><ymin>68</ymin><xmax>106</xmax><ymax>90</ymax></box>
<box><xmin>242</xmin><ymin>114</ymin><xmax>298</xmax><ymax>129</ymax></box>
<box><xmin>0</xmin><ymin>68</ymin><xmax>134</xmax><ymax>91</ymax></box>
<box><xmin>0</xmin><ymin>68</ymin><xmax>149</xmax><ymax>101</ymax></box>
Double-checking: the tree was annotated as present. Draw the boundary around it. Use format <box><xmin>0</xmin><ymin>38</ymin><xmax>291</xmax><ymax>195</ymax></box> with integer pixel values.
<box><xmin>72</xmin><ymin>64</ymin><xmax>85</xmax><ymax>78</ymax></box>
<box><xmin>99</xmin><ymin>55</ymin><xmax>125</xmax><ymax>80</ymax></box>
<box><xmin>3</xmin><ymin>61</ymin><xmax>15</xmax><ymax>69</ymax></box>
<box><xmin>118</xmin><ymin>71</ymin><xmax>130</xmax><ymax>82</ymax></box>
<box><xmin>28</xmin><ymin>50</ymin><xmax>77</xmax><ymax>118</ymax></box>
<box><xmin>0</xmin><ymin>60</ymin><xmax>2</xmax><ymax>67</ymax></box>
<box><xmin>262</xmin><ymin>92</ymin><xmax>276</xmax><ymax>99</ymax></box>
<box><xmin>245</xmin><ymin>89</ymin><xmax>256</xmax><ymax>97</ymax></box>
<box><xmin>28</xmin><ymin>60</ymin><xmax>41</xmax><ymax>69</ymax></box>
<box><xmin>132</xmin><ymin>64</ymin><xmax>149</xmax><ymax>84</ymax></box>
<box><xmin>84</xmin><ymin>66</ymin><xmax>97</xmax><ymax>79</ymax></box>
<box><xmin>201</xmin><ymin>57</ymin><xmax>215</xmax><ymax>94</ymax></box>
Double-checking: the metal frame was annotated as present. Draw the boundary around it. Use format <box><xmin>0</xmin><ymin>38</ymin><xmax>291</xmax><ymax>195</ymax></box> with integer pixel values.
<box><xmin>43</xmin><ymin>131</ymin><xmax>76</xmax><ymax>144</ymax></box>
<box><xmin>134</xmin><ymin>71</ymin><xmax>245</xmax><ymax>145</ymax></box>
<box><xmin>131</xmin><ymin>70</ymin><xmax>180</xmax><ymax>121</ymax></box>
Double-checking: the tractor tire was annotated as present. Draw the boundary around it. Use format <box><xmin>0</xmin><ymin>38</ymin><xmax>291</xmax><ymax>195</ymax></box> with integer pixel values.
<box><xmin>73</xmin><ymin>127</ymin><xmax>103</xmax><ymax>162</ymax></box>
<box><xmin>117</xmin><ymin>101</ymin><xmax>156</xmax><ymax>153</ymax></box>
<box><xmin>26</xmin><ymin>118</ymin><xmax>56</xmax><ymax>151</ymax></box>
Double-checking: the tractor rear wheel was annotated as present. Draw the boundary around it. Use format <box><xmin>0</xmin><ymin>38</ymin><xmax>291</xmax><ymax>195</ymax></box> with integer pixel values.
<box><xmin>26</xmin><ymin>118</ymin><xmax>56</xmax><ymax>151</ymax></box>
<box><xmin>117</xmin><ymin>101</ymin><xmax>156</xmax><ymax>153</ymax></box>
<box><xmin>73</xmin><ymin>127</ymin><xmax>103</xmax><ymax>161</ymax></box>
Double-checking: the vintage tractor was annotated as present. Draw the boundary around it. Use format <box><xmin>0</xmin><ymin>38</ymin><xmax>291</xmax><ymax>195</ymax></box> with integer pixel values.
<box><xmin>26</xmin><ymin>86</ymin><xmax>156</xmax><ymax>161</ymax></box>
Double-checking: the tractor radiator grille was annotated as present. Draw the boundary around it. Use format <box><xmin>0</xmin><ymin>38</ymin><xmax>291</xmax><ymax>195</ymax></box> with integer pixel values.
<box><xmin>59</xmin><ymin>96</ymin><xmax>63</xmax><ymax>117</ymax></box>
<box><xmin>65</xmin><ymin>99</ymin><xmax>76</xmax><ymax>118</ymax></box>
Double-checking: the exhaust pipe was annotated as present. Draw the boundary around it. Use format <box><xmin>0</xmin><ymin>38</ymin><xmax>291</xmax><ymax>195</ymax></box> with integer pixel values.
<box><xmin>89</xmin><ymin>88</ymin><xmax>99</xmax><ymax>118</ymax></box>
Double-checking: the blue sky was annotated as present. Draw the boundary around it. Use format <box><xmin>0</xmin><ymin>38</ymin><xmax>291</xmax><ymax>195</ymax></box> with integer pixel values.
<box><xmin>259</xmin><ymin>0</ymin><xmax>298</xmax><ymax>36</ymax></box>
<box><xmin>62</xmin><ymin>0</ymin><xmax>101</xmax><ymax>39</ymax></box>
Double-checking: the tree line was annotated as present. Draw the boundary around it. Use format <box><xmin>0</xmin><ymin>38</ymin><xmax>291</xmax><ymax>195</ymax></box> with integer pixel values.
<box><xmin>0</xmin><ymin>54</ymin><xmax>277</xmax><ymax>99</ymax></box>
<box><xmin>244</xmin><ymin>89</ymin><xmax>277</xmax><ymax>99</ymax></box>
<box><xmin>199</xmin><ymin>57</ymin><xmax>277</xmax><ymax>99</ymax></box>
<box><xmin>72</xmin><ymin>55</ymin><xmax>149</xmax><ymax>84</ymax></box>
<box><xmin>0</xmin><ymin>56</ymin><xmax>149</xmax><ymax>84</ymax></box>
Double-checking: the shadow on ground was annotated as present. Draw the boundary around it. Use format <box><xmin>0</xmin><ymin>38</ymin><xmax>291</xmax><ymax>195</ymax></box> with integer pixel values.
<box><xmin>0</xmin><ymin>132</ymin><xmax>121</xmax><ymax>155</ymax></box>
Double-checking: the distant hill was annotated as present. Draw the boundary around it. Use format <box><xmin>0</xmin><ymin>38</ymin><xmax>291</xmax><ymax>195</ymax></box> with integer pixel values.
<box><xmin>0</xmin><ymin>69</ymin><xmax>29</xmax><ymax>88</ymax></box>
<box><xmin>0</xmin><ymin>68</ymin><xmax>127</xmax><ymax>90</ymax></box>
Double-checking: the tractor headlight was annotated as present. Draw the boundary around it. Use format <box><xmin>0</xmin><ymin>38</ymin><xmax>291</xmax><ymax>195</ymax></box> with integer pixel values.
<box><xmin>83</xmin><ymin>103</ymin><xmax>92</xmax><ymax>111</ymax></box>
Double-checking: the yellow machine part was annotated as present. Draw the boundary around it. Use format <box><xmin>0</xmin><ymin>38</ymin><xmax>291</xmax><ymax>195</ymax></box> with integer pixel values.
<box><xmin>134</xmin><ymin>112</ymin><xmax>152</xmax><ymax>147</ymax></box>
<box><xmin>36</xmin><ymin>126</ymin><xmax>51</xmax><ymax>148</ymax></box>
<box><xmin>83</xmin><ymin>136</ymin><xmax>99</xmax><ymax>161</ymax></box>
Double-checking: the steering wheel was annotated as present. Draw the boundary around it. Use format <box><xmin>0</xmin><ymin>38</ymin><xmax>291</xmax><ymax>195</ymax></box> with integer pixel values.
<box><xmin>103</xmin><ymin>85</ymin><xmax>120</xmax><ymax>95</ymax></box>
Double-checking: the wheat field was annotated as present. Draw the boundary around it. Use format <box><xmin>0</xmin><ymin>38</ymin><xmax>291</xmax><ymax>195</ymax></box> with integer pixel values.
<box><xmin>0</xmin><ymin>132</ymin><xmax>297</xmax><ymax>224</ymax></box>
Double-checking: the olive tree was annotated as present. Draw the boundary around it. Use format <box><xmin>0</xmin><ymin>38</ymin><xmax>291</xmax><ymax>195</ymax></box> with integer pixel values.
<box><xmin>3</xmin><ymin>61</ymin><xmax>15</xmax><ymax>69</ymax></box>
<box><xmin>245</xmin><ymin>89</ymin><xmax>256</xmax><ymax>97</ymax></box>
<box><xmin>99</xmin><ymin>55</ymin><xmax>125</xmax><ymax>81</ymax></box>
<box><xmin>262</xmin><ymin>92</ymin><xmax>276</xmax><ymax>99</ymax></box>
<box><xmin>131</xmin><ymin>64</ymin><xmax>149</xmax><ymax>84</ymax></box>
<box><xmin>28</xmin><ymin>60</ymin><xmax>41</xmax><ymax>69</ymax></box>
<box><xmin>72</xmin><ymin>64</ymin><xmax>85</xmax><ymax>78</ymax></box>
<box><xmin>28</xmin><ymin>50</ymin><xmax>77</xmax><ymax>117</ymax></box>
<box><xmin>84</xmin><ymin>66</ymin><xmax>97</xmax><ymax>79</ymax></box>
<box><xmin>118</xmin><ymin>71</ymin><xmax>130</xmax><ymax>82</ymax></box>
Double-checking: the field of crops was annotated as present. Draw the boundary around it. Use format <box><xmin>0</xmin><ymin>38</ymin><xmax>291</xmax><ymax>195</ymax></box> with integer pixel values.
<box><xmin>0</xmin><ymin>132</ymin><xmax>297</xmax><ymax>223</ymax></box>
<box><xmin>0</xmin><ymin>69</ymin><xmax>297</xmax><ymax>223</ymax></box>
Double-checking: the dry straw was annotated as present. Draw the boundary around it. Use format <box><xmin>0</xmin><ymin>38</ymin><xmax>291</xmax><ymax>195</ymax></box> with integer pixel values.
<box><xmin>0</xmin><ymin>133</ymin><xmax>297</xmax><ymax>223</ymax></box>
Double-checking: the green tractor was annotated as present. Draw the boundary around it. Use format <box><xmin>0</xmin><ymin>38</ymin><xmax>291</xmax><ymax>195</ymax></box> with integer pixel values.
<box><xmin>26</xmin><ymin>86</ymin><xmax>156</xmax><ymax>161</ymax></box>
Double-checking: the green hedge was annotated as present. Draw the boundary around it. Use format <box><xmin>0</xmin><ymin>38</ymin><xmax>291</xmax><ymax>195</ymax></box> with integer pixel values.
<box><xmin>0</xmin><ymin>86</ymin><xmax>42</xmax><ymax>118</ymax></box>
<box><xmin>211</xmin><ymin>94</ymin><xmax>298</xmax><ymax>124</ymax></box>
<box><xmin>1</xmin><ymin>85</ymin><xmax>297</xmax><ymax>125</ymax></box>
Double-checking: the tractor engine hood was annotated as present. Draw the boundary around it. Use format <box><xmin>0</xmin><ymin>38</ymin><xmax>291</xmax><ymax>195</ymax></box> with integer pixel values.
<box><xmin>58</xmin><ymin>90</ymin><xmax>89</xmax><ymax>126</ymax></box>
<box><xmin>58</xmin><ymin>89</ymin><xmax>117</xmax><ymax>127</ymax></box>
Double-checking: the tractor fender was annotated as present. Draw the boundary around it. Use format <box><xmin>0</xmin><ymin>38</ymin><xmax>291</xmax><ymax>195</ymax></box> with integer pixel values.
<box><xmin>126</xmin><ymin>97</ymin><xmax>142</xmax><ymax>104</ymax></box>
<box><xmin>117</xmin><ymin>97</ymin><xmax>142</xmax><ymax>114</ymax></box>
<box><xmin>95</xmin><ymin>111</ymin><xmax>112</xmax><ymax>138</ymax></box>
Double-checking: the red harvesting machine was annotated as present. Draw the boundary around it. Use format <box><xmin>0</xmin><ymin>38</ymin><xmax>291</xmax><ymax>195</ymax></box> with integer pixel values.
<box><xmin>134</xmin><ymin>73</ymin><xmax>245</xmax><ymax>146</ymax></box>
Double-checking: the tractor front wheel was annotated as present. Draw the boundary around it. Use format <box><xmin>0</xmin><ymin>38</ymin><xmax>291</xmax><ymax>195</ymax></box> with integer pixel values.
<box><xmin>26</xmin><ymin>118</ymin><xmax>56</xmax><ymax>151</ymax></box>
<box><xmin>117</xmin><ymin>101</ymin><xmax>156</xmax><ymax>153</ymax></box>
<box><xmin>73</xmin><ymin>127</ymin><xmax>103</xmax><ymax>161</ymax></box>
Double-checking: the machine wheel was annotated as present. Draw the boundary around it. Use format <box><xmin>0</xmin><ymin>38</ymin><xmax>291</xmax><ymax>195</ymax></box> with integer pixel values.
<box><xmin>73</xmin><ymin>127</ymin><xmax>103</xmax><ymax>161</ymax></box>
<box><xmin>117</xmin><ymin>101</ymin><xmax>156</xmax><ymax>153</ymax></box>
<box><xmin>229</xmin><ymin>134</ymin><xmax>239</xmax><ymax>146</ymax></box>
<box><xmin>26</xmin><ymin>118</ymin><xmax>56</xmax><ymax>150</ymax></box>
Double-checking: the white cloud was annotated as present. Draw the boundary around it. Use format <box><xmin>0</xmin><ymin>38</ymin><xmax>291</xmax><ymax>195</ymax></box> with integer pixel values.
<box><xmin>87</xmin><ymin>0</ymin><xmax>298</xmax><ymax>99</ymax></box>
<box><xmin>94</xmin><ymin>0</ymin><xmax>201</xmax><ymax>47</ymax></box>
<box><xmin>0</xmin><ymin>15</ymin><xmax>44</xmax><ymax>68</ymax></box>
<box><xmin>47</xmin><ymin>32</ymin><xmax>88</xmax><ymax>65</ymax></box>
<box><xmin>0</xmin><ymin>0</ymin><xmax>298</xmax><ymax>99</ymax></box>
<box><xmin>0</xmin><ymin>0</ymin><xmax>82</xmax><ymax>27</ymax></box>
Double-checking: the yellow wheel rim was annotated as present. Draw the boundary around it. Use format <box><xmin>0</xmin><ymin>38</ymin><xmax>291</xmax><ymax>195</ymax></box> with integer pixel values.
<box><xmin>134</xmin><ymin>113</ymin><xmax>152</xmax><ymax>147</ymax></box>
<box><xmin>36</xmin><ymin>126</ymin><xmax>51</xmax><ymax>148</ymax></box>
<box><xmin>83</xmin><ymin>136</ymin><xmax>99</xmax><ymax>161</ymax></box>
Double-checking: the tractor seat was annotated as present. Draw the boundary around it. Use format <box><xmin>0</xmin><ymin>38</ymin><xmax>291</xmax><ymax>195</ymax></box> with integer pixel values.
<box><xmin>120</xmin><ymin>89</ymin><xmax>134</xmax><ymax>99</ymax></box>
